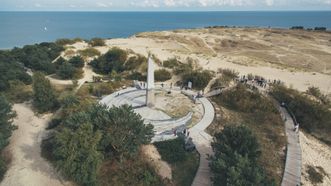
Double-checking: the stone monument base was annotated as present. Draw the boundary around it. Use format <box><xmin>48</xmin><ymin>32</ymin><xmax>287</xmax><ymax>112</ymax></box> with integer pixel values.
<box><xmin>146</xmin><ymin>89</ymin><xmax>155</xmax><ymax>107</ymax></box>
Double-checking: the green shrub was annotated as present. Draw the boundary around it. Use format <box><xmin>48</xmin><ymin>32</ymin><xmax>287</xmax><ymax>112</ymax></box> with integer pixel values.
<box><xmin>98</xmin><ymin>156</ymin><xmax>165</xmax><ymax>186</ymax></box>
<box><xmin>5</xmin><ymin>80</ymin><xmax>32</xmax><ymax>103</ymax></box>
<box><xmin>89</xmin><ymin>38</ymin><xmax>106</xmax><ymax>47</ymax></box>
<box><xmin>0</xmin><ymin>51</ymin><xmax>32</xmax><ymax>91</ymax></box>
<box><xmin>163</xmin><ymin>58</ymin><xmax>179</xmax><ymax>69</ymax></box>
<box><xmin>0</xmin><ymin>95</ymin><xmax>16</xmax><ymax>180</ymax></box>
<box><xmin>127</xmin><ymin>71</ymin><xmax>146</xmax><ymax>81</ymax></box>
<box><xmin>68</xmin><ymin>56</ymin><xmax>84</xmax><ymax>68</ymax></box>
<box><xmin>217</xmin><ymin>84</ymin><xmax>277</xmax><ymax>114</ymax></box>
<box><xmin>210</xmin><ymin>125</ymin><xmax>274</xmax><ymax>186</ymax></box>
<box><xmin>154</xmin><ymin>69</ymin><xmax>172</xmax><ymax>82</ymax></box>
<box><xmin>32</xmin><ymin>72</ymin><xmax>58</xmax><ymax>113</ymax></box>
<box><xmin>174</xmin><ymin>62</ymin><xmax>193</xmax><ymax>75</ymax></box>
<box><xmin>154</xmin><ymin>137</ymin><xmax>186</xmax><ymax>163</ymax></box>
<box><xmin>53</xmin><ymin>124</ymin><xmax>102</xmax><ymax>186</ymax></box>
<box><xmin>90</xmin><ymin>47</ymin><xmax>128</xmax><ymax>74</ymax></box>
<box><xmin>124</xmin><ymin>55</ymin><xmax>147</xmax><ymax>71</ymax></box>
<box><xmin>0</xmin><ymin>157</ymin><xmax>7</xmax><ymax>181</ymax></box>
<box><xmin>306</xmin><ymin>86</ymin><xmax>330</xmax><ymax>105</ymax></box>
<box><xmin>92</xmin><ymin>83</ymin><xmax>114</xmax><ymax>97</ymax></box>
<box><xmin>212</xmin><ymin>68</ymin><xmax>239</xmax><ymax>88</ymax></box>
<box><xmin>270</xmin><ymin>85</ymin><xmax>331</xmax><ymax>137</ymax></box>
<box><xmin>11</xmin><ymin>42</ymin><xmax>64</xmax><ymax>74</ymax></box>
<box><xmin>182</xmin><ymin>70</ymin><xmax>212</xmax><ymax>90</ymax></box>
<box><xmin>78</xmin><ymin>48</ymin><xmax>101</xmax><ymax>57</ymax></box>
<box><xmin>56</xmin><ymin>63</ymin><xmax>76</xmax><ymax>79</ymax></box>
<box><xmin>307</xmin><ymin>165</ymin><xmax>324</xmax><ymax>184</ymax></box>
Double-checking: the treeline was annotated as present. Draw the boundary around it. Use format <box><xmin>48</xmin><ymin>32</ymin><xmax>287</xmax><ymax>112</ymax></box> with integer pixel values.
<box><xmin>11</xmin><ymin>42</ymin><xmax>64</xmax><ymax>74</ymax></box>
<box><xmin>0</xmin><ymin>50</ymin><xmax>32</xmax><ymax>91</ymax></box>
<box><xmin>43</xmin><ymin>98</ymin><xmax>164</xmax><ymax>185</ymax></box>
<box><xmin>0</xmin><ymin>95</ymin><xmax>16</xmax><ymax>180</ymax></box>
<box><xmin>0</xmin><ymin>42</ymin><xmax>64</xmax><ymax>93</ymax></box>
<box><xmin>290</xmin><ymin>26</ymin><xmax>327</xmax><ymax>31</ymax></box>
<box><xmin>210</xmin><ymin>125</ymin><xmax>275</xmax><ymax>185</ymax></box>
<box><xmin>271</xmin><ymin>85</ymin><xmax>331</xmax><ymax>144</ymax></box>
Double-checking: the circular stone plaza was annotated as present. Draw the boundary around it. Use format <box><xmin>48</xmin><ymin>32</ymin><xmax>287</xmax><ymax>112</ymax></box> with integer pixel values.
<box><xmin>100</xmin><ymin>57</ymin><xmax>215</xmax><ymax>186</ymax></box>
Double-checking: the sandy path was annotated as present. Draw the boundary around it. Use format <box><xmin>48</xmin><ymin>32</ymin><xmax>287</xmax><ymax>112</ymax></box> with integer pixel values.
<box><xmin>0</xmin><ymin>103</ymin><xmax>70</xmax><ymax>186</ymax></box>
<box><xmin>300</xmin><ymin>132</ymin><xmax>331</xmax><ymax>186</ymax></box>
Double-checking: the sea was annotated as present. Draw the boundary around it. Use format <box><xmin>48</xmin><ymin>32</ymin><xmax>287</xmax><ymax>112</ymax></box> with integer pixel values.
<box><xmin>0</xmin><ymin>11</ymin><xmax>331</xmax><ymax>49</ymax></box>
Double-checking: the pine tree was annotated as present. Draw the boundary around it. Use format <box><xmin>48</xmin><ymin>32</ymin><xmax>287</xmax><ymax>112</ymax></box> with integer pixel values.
<box><xmin>32</xmin><ymin>72</ymin><xmax>58</xmax><ymax>112</ymax></box>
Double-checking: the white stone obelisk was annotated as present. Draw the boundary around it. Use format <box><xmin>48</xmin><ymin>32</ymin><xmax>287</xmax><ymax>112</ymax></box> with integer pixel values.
<box><xmin>146</xmin><ymin>56</ymin><xmax>155</xmax><ymax>107</ymax></box>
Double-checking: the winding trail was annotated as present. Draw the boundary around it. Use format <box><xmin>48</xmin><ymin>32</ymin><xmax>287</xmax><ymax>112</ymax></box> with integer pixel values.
<box><xmin>1</xmin><ymin>104</ymin><xmax>69</xmax><ymax>186</ymax></box>
<box><xmin>190</xmin><ymin>97</ymin><xmax>215</xmax><ymax>186</ymax></box>
<box><xmin>279</xmin><ymin>106</ymin><xmax>302</xmax><ymax>186</ymax></box>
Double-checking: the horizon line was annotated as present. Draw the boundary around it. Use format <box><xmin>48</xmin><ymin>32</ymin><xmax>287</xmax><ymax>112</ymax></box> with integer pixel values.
<box><xmin>1</xmin><ymin>10</ymin><xmax>331</xmax><ymax>12</ymax></box>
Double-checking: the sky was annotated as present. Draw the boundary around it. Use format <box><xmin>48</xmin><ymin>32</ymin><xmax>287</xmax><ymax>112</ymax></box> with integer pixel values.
<box><xmin>1</xmin><ymin>0</ymin><xmax>331</xmax><ymax>11</ymax></box>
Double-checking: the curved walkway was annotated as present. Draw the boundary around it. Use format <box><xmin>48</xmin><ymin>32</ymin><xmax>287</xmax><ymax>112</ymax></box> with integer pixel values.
<box><xmin>246</xmin><ymin>82</ymin><xmax>302</xmax><ymax>185</ymax></box>
<box><xmin>279</xmin><ymin>106</ymin><xmax>302</xmax><ymax>186</ymax></box>
<box><xmin>190</xmin><ymin>97</ymin><xmax>215</xmax><ymax>186</ymax></box>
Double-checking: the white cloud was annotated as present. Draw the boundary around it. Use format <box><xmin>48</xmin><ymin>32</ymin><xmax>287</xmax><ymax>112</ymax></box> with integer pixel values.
<box><xmin>96</xmin><ymin>2</ymin><xmax>113</xmax><ymax>7</ymax></box>
<box><xmin>196</xmin><ymin>0</ymin><xmax>250</xmax><ymax>7</ymax></box>
<box><xmin>164</xmin><ymin>0</ymin><xmax>176</xmax><ymax>6</ymax></box>
<box><xmin>265</xmin><ymin>0</ymin><xmax>274</xmax><ymax>6</ymax></box>
<box><xmin>34</xmin><ymin>3</ymin><xmax>42</xmax><ymax>7</ymax></box>
<box><xmin>132</xmin><ymin>0</ymin><xmax>160</xmax><ymax>7</ymax></box>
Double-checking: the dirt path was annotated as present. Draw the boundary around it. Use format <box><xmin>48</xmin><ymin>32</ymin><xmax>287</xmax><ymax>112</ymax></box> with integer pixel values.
<box><xmin>0</xmin><ymin>103</ymin><xmax>70</xmax><ymax>186</ymax></box>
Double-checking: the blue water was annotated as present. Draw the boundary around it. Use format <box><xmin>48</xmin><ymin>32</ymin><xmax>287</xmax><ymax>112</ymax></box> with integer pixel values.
<box><xmin>0</xmin><ymin>11</ymin><xmax>330</xmax><ymax>49</ymax></box>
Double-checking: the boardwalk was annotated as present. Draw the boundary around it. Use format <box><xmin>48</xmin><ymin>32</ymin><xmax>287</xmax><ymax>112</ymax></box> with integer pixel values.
<box><xmin>191</xmin><ymin>97</ymin><xmax>215</xmax><ymax>186</ymax></box>
<box><xmin>279</xmin><ymin>106</ymin><xmax>302</xmax><ymax>186</ymax></box>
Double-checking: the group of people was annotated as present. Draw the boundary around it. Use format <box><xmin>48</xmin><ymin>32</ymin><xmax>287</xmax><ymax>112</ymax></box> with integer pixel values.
<box><xmin>173</xmin><ymin>128</ymin><xmax>190</xmax><ymax>137</ymax></box>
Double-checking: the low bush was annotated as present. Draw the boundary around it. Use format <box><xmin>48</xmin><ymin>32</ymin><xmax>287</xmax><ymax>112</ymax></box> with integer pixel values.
<box><xmin>78</xmin><ymin>48</ymin><xmax>101</xmax><ymax>57</ymax></box>
<box><xmin>4</xmin><ymin>80</ymin><xmax>32</xmax><ymax>103</ymax></box>
<box><xmin>154</xmin><ymin>69</ymin><xmax>172</xmax><ymax>82</ymax></box>
<box><xmin>270</xmin><ymin>85</ymin><xmax>331</xmax><ymax>141</ymax></box>
<box><xmin>126</xmin><ymin>71</ymin><xmax>146</xmax><ymax>81</ymax></box>
<box><xmin>307</xmin><ymin>165</ymin><xmax>324</xmax><ymax>184</ymax></box>
<box><xmin>55</xmin><ymin>38</ymin><xmax>83</xmax><ymax>46</ymax></box>
<box><xmin>154</xmin><ymin>137</ymin><xmax>186</xmax><ymax>163</ymax></box>
<box><xmin>124</xmin><ymin>55</ymin><xmax>147</xmax><ymax>71</ymax></box>
<box><xmin>68</xmin><ymin>56</ymin><xmax>84</xmax><ymax>68</ymax></box>
<box><xmin>56</xmin><ymin>63</ymin><xmax>76</xmax><ymax>79</ymax></box>
<box><xmin>89</xmin><ymin>38</ymin><xmax>106</xmax><ymax>47</ymax></box>
<box><xmin>90</xmin><ymin>47</ymin><xmax>128</xmax><ymax>74</ymax></box>
<box><xmin>0</xmin><ymin>95</ymin><xmax>16</xmax><ymax>180</ymax></box>
<box><xmin>212</xmin><ymin>69</ymin><xmax>239</xmax><ymax>88</ymax></box>
<box><xmin>218</xmin><ymin>84</ymin><xmax>277</xmax><ymax>114</ymax></box>
<box><xmin>91</xmin><ymin>83</ymin><xmax>114</xmax><ymax>97</ymax></box>
<box><xmin>182</xmin><ymin>70</ymin><xmax>212</xmax><ymax>90</ymax></box>
<box><xmin>210</xmin><ymin>125</ymin><xmax>275</xmax><ymax>185</ymax></box>
<box><xmin>154</xmin><ymin>137</ymin><xmax>200</xmax><ymax>186</ymax></box>
<box><xmin>163</xmin><ymin>58</ymin><xmax>179</xmax><ymax>69</ymax></box>
<box><xmin>174</xmin><ymin>62</ymin><xmax>193</xmax><ymax>75</ymax></box>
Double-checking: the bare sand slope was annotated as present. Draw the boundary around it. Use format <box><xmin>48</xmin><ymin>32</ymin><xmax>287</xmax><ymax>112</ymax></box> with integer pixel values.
<box><xmin>300</xmin><ymin>132</ymin><xmax>331</xmax><ymax>186</ymax></box>
<box><xmin>1</xmin><ymin>104</ymin><xmax>70</xmax><ymax>186</ymax></box>
<box><xmin>61</xmin><ymin>28</ymin><xmax>331</xmax><ymax>94</ymax></box>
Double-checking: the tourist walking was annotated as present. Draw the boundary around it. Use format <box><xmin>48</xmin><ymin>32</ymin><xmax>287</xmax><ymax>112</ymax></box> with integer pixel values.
<box><xmin>293</xmin><ymin>123</ymin><xmax>299</xmax><ymax>133</ymax></box>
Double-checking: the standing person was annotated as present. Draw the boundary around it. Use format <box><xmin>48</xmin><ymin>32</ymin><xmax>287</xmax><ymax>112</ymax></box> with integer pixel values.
<box><xmin>187</xmin><ymin>130</ymin><xmax>190</xmax><ymax>137</ymax></box>
<box><xmin>293</xmin><ymin>123</ymin><xmax>299</xmax><ymax>133</ymax></box>
<box><xmin>295</xmin><ymin>123</ymin><xmax>300</xmax><ymax>133</ymax></box>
